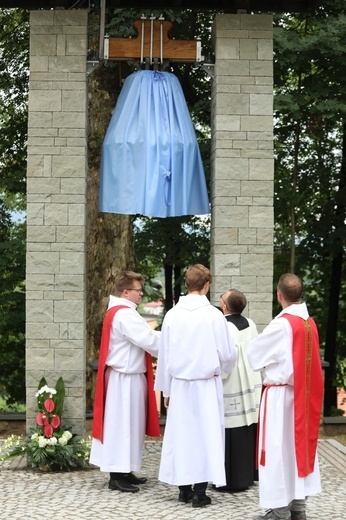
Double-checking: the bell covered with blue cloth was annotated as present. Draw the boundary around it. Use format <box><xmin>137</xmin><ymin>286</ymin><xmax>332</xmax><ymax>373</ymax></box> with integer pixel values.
<box><xmin>99</xmin><ymin>70</ymin><xmax>210</xmax><ymax>218</ymax></box>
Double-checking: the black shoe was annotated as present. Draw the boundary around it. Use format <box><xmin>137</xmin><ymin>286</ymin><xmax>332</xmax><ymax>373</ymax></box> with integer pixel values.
<box><xmin>192</xmin><ymin>494</ymin><xmax>212</xmax><ymax>508</ymax></box>
<box><xmin>125</xmin><ymin>472</ymin><xmax>147</xmax><ymax>485</ymax></box>
<box><xmin>108</xmin><ymin>478</ymin><xmax>140</xmax><ymax>493</ymax></box>
<box><xmin>178</xmin><ymin>489</ymin><xmax>194</xmax><ymax>503</ymax></box>
<box><xmin>213</xmin><ymin>485</ymin><xmax>231</xmax><ymax>492</ymax></box>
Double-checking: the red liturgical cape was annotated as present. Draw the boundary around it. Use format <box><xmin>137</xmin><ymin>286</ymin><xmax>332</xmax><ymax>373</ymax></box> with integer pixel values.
<box><xmin>282</xmin><ymin>314</ymin><xmax>324</xmax><ymax>478</ymax></box>
<box><xmin>92</xmin><ymin>305</ymin><xmax>160</xmax><ymax>442</ymax></box>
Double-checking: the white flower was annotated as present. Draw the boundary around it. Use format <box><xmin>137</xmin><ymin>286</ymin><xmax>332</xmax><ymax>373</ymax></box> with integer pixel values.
<box><xmin>35</xmin><ymin>385</ymin><xmax>49</xmax><ymax>397</ymax></box>
<box><xmin>38</xmin><ymin>436</ymin><xmax>48</xmax><ymax>448</ymax></box>
<box><xmin>58</xmin><ymin>437</ymin><xmax>68</xmax><ymax>446</ymax></box>
<box><xmin>31</xmin><ymin>433</ymin><xmax>39</xmax><ymax>440</ymax></box>
<box><xmin>61</xmin><ymin>431</ymin><xmax>72</xmax><ymax>441</ymax></box>
<box><xmin>35</xmin><ymin>385</ymin><xmax>57</xmax><ymax>397</ymax></box>
<box><xmin>48</xmin><ymin>437</ymin><xmax>57</xmax><ymax>446</ymax></box>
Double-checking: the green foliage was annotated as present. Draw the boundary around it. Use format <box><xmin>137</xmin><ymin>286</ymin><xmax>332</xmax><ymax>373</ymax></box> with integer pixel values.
<box><xmin>335</xmin><ymin>357</ymin><xmax>346</xmax><ymax>390</ymax></box>
<box><xmin>134</xmin><ymin>215</ymin><xmax>210</xmax><ymax>288</ymax></box>
<box><xmin>273</xmin><ymin>7</ymin><xmax>345</xmax><ymax>272</ymax></box>
<box><xmin>273</xmin><ymin>2</ymin><xmax>346</xmax><ymax>413</ymax></box>
<box><xmin>107</xmin><ymin>8</ymin><xmax>183</xmax><ymax>38</ymax></box>
<box><xmin>53</xmin><ymin>376</ymin><xmax>66</xmax><ymax>419</ymax></box>
<box><xmin>330</xmin><ymin>406</ymin><xmax>345</xmax><ymax>417</ymax></box>
<box><xmin>0</xmin><ymin>395</ymin><xmax>25</xmax><ymax>413</ymax></box>
<box><xmin>0</xmin><ymin>8</ymin><xmax>29</xmax><ymax>201</ymax></box>
<box><xmin>0</xmin><ymin>8</ymin><xmax>28</xmax><ymax>405</ymax></box>
<box><xmin>0</xmin><ymin>204</ymin><xmax>25</xmax><ymax>404</ymax></box>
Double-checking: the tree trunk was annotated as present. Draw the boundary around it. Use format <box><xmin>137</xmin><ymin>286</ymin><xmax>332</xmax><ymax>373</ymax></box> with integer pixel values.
<box><xmin>164</xmin><ymin>263</ymin><xmax>173</xmax><ymax>312</ymax></box>
<box><xmin>323</xmin><ymin>120</ymin><xmax>346</xmax><ymax>416</ymax></box>
<box><xmin>324</xmin><ymin>252</ymin><xmax>343</xmax><ymax>415</ymax></box>
<box><xmin>86</xmin><ymin>64</ymin><xmax>135</xmax><ymax>411</ymax></box>
<box><xmin>174</xmin><ymin>264</ymin><xmax>182</xmax><ymax>304</ymax></box>
<box><xmin>290</xmin><ymin>73</ymin><xmax>302</xmax><ymax>274</ymax></box>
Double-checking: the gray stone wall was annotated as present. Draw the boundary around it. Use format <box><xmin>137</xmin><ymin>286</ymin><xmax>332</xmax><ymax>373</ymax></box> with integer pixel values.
<box><xmin>210</xmin><ymin>14</ymin><xmax>274</xmax><ymax>331</ymax></box>
<box><xmin>26</xmin><ymin>10</ymin><xmax>88</xmax><ymax>435</ymax></box>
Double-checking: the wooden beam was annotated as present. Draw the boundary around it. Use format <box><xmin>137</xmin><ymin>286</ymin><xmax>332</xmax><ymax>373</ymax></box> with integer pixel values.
<box><xmin>107</xmin><ymin>19</ymin><xmax>200</xmax><ymax>63</ymax></box>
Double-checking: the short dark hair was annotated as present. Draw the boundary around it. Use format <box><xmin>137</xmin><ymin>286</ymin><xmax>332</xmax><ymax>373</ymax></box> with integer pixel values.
<box><xmin>278</xmin><ymin>273</ymin><xmax>303</xmax><ymax>303</ymax></box>
<box><xmin>185</xmin><ymin>264</ymin><xmax>212</xmax><ymax>292</ymax></box>
<box><xmin>114</xmin><ymin>271</ymin><xmax>144</xmax><ymax>296</ymax></box>
<box><xmin>225</xmin><ymin>289</ymin><xmax>247</xmax><ymax>314</ymax></box>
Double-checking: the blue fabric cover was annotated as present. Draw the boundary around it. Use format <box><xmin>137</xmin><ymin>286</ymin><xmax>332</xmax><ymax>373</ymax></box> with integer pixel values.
<box><xmin>99</xmin><ymin>70</ymin><xmax>210</xmax><ymax>217</ymax></box>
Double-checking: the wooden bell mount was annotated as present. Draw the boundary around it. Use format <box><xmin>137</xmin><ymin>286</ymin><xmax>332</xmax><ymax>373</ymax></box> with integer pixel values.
<box><xmin>104</xmin><ymin>17</ymin><xmax>203</xmax><ymax>64</ymax></box>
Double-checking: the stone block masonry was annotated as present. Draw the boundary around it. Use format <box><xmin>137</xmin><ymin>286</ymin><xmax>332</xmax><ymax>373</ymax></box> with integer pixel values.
<box><xmin>26</xmin><ymin>10</ymin><xmax>88</xmax><ymax>435</ymax></box>
<box><xmin>210</xmin><ymin>14</ymin><xmax>274</xmax><ymax>331</ymax></box>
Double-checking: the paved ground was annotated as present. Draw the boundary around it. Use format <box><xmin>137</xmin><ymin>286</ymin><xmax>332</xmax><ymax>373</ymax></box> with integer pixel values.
<box><xmin>1</xmin><ymin>438</ymin><xmax>346</xmax><ymax>520</ymax></box>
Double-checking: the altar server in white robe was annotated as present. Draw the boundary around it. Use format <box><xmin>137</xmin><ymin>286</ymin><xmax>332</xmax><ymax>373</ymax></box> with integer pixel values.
<box><xmin>247</xmin><ymin>273</ymin><xmax>323</xmax><ymax>520</ymax></box>
<box><xmin>90</xmin><ymin>271</ymin><xmax>161</xmax><ymax>493</ymax></box>
<box><xmin>155</xmin><ymin>264</ymin><xmax>237</xmax><ymax>508</ymax></box>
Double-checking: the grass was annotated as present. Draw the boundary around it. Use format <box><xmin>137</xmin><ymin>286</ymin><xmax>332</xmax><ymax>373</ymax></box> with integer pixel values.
<box><xmin>334</xmin><ymin>434</ymin><xmax>346</xmax><ymax>446</ymax></box>
<box><xmin>319</xmin><ymin>431</ymin><xmax>346</xmax><ymax>447</ymax></box>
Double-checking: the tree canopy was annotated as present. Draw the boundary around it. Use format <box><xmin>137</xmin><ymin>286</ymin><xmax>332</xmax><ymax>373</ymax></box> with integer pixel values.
<box><xmin>0</xmin><ymin>8</ymin><xmax>28</xmax><ymax>405</ymax></box>
<box><xmin>273</xmin><ymin>0</ymin><xmax>346</xmax><ymax>414</ymax></box>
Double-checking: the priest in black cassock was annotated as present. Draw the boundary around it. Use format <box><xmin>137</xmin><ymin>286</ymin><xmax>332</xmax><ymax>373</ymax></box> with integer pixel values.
<box><xmin>217</xmin><ymin>289</ymin><xmax>262</xmax><ymax>492</ymax></box>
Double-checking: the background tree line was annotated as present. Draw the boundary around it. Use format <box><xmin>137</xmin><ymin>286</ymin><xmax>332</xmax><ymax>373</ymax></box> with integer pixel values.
<box><xmin>0</xmin><ymin>2</ymin><xmax>345</xmax><ymax>415</ymax></box>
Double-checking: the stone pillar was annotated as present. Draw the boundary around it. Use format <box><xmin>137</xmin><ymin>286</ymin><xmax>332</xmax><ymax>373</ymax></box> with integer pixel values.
<box><xmin>210</xmin><ymin>14</ymin><xmax>274</xmax><ymax>331</ymax></box>
<box><xmin>26</xmin><ymin>10</ymin><xmax>88</xmax><ymax>435</ymax></box>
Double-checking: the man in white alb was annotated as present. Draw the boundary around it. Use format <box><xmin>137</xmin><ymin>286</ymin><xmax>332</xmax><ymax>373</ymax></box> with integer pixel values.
<box><xmin>247</xmin><ymin>273</ymin><xmax>323</xmax><ymax>520</ymax></box>
<box><xmin>155</xmin><ymin>264</ymin><xmax>237</xmax><ymax>507</ymax></box>
<box><xmin>90</xmin><ymin>271</ymin><xmax>161</xmax><ymax>493</ymax></box>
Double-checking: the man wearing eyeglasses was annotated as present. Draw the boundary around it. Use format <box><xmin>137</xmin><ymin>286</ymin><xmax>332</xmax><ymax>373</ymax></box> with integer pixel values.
<box><xmin>90</xmin><ymin>270</ymin><xmax>161</xmax><ymax>493</ymax></box>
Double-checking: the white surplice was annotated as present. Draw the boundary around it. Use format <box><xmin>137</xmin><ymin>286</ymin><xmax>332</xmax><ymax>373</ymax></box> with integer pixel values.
<box><xmin>89</xmin><ymin>296</ymin><xmax>160</xmax><ymax>473</ymax></box>
<box><xmin>247</xmin><ymin>303</ymin><xmax>322</xmax><ymax>509</ymax></box>
<box><xmin>223</xmin><ymin>318</ymin><xmax>262</xmax><ymax>428</ymax></box>
<box><xmin>155</xmin><ymin>294</ymin><xmax>237</xmax><ymax>487</ymax></box>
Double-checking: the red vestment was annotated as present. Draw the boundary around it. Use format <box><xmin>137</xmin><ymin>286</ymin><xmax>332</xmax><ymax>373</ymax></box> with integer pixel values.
<box><xmin>282</xmin><ymin>314</ymin><xmax>324</xmax><ymax>478</ymax></box>
<box><xmin>92</xmin><ymin>305</ymin><xmax>160</xmax><ymax>442</ymax></box>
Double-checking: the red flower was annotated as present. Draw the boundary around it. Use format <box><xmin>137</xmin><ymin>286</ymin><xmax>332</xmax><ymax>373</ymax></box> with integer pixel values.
<box><xmin>36</xmin><ymin>413</ymin><xmax>48</xmax><ymax>426</ymax></box>
<box><xmin>44</xmin><ymin>398</ymin><xmax>55</xmax><ymax>413</ymax></box>
<box><xmin>51</xmin><ymin>415</ymin><xmax>61</xmax><ymax>428</ymax></box>
<box><xmin>44</xmin><ymin>424</ymin><xmax>54</xmax><ymax>438</ymax></box>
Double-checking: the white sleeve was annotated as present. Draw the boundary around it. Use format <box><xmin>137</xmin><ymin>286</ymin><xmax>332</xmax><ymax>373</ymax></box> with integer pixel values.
<box><xmin>247</xmin><ymin>319</ymin><xmax>288</xmax><ymax>371</ymax></box>
<box><xmin>115</xmin><ymin>308</ymin><xmax>160</xmax><ymax>356</ymax></box>
<box><xmin>216</xmin><ymin>318</ymin><xmax>238</xmax><ymax>375</ymax></box>
<box><xmin>154</xmin><ymin>317</ymin><xmax>171</xmax><ymax>397</ymax></box>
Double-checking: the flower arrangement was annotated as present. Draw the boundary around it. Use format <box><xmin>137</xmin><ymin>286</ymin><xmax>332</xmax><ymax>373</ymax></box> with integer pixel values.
<box><xmin>0</xmin><ymin>377</ymin><xmax>91</xmax><ymax>471</ymax></box>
